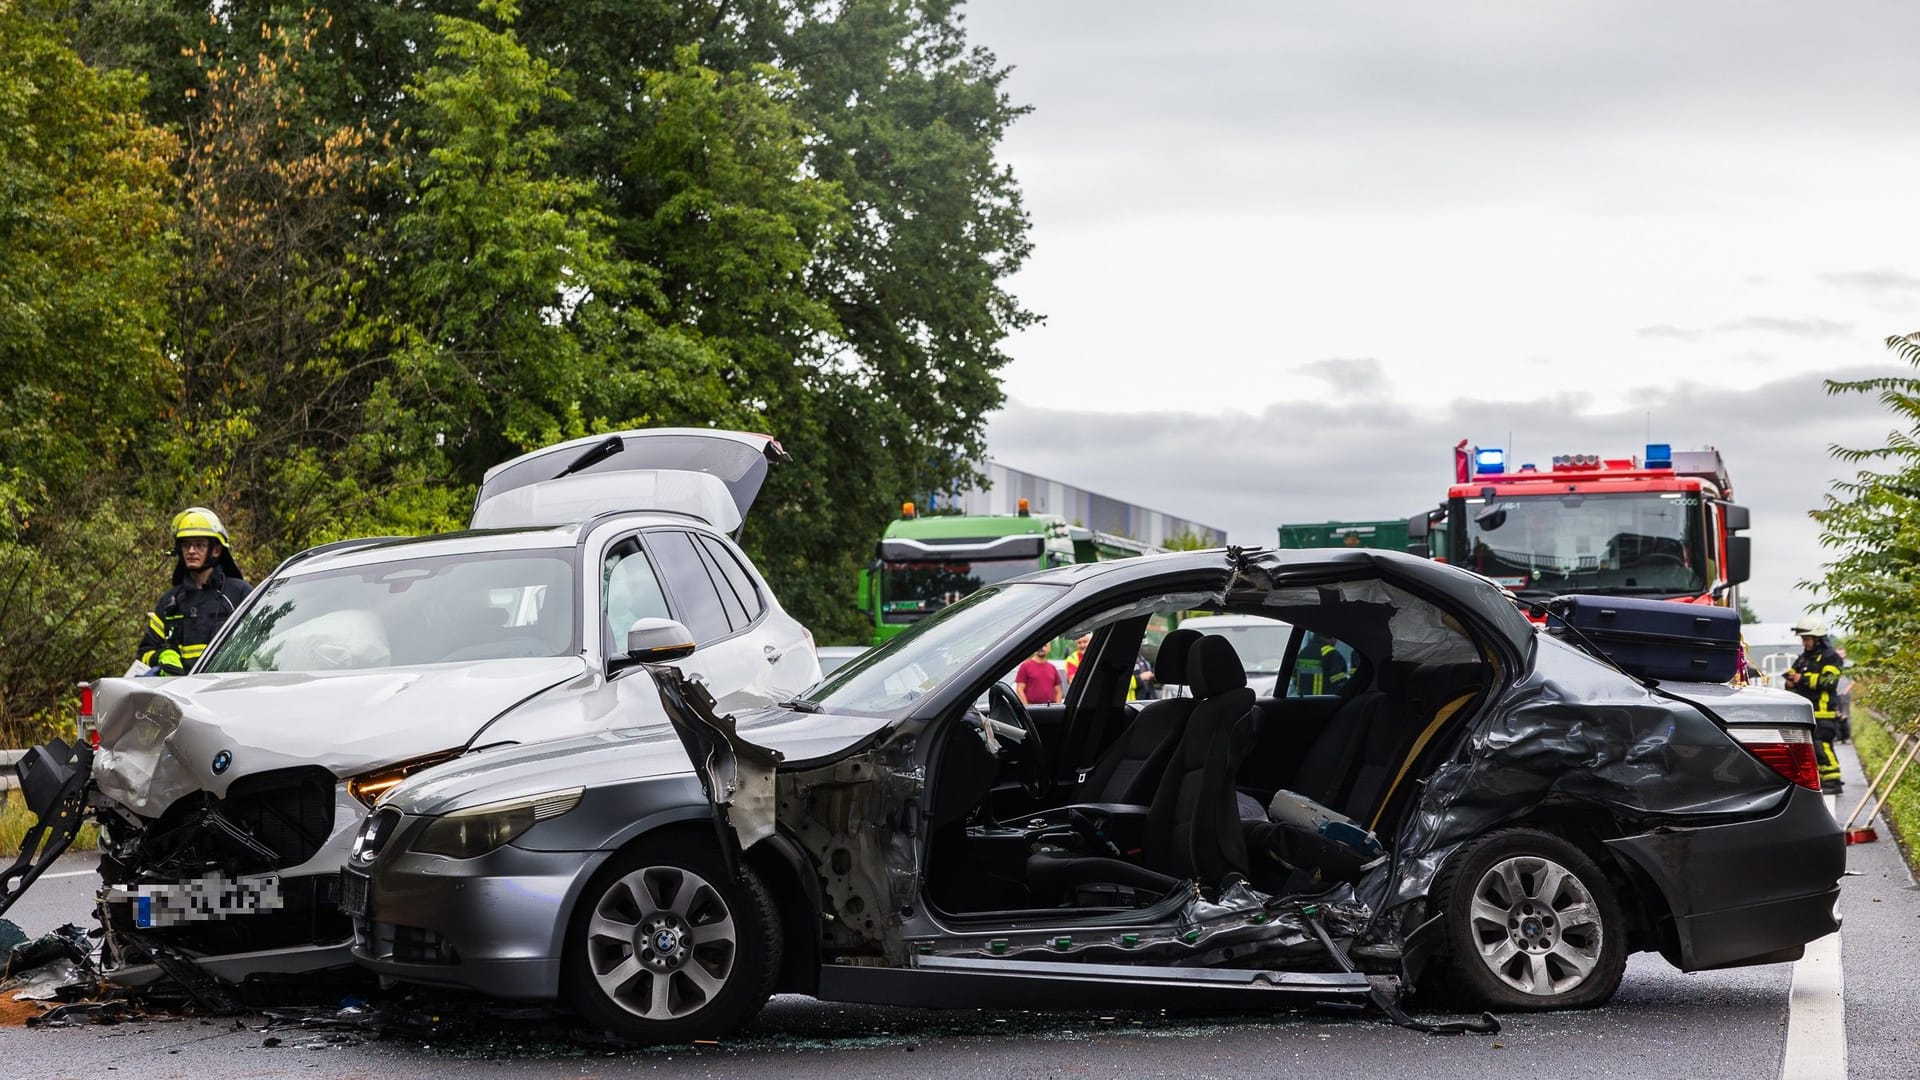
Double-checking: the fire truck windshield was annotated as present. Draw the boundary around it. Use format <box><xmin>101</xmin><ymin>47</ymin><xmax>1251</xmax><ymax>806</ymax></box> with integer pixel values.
<box><xmin>1459</xmin><ymin>491</ymin><xmax>1708</xmax><ymax>598</ymax></box>
<box><xmin>881</xmin><ymin>558</ymin><xmax>1044</xmax><ymax>624</ymax></box>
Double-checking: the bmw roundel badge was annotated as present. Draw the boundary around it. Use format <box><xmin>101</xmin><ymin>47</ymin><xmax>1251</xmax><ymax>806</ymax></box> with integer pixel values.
<box><xmin>211</xmin><ymin>749</ymin><xmax>233</xmax><ymax>775</ymax></box>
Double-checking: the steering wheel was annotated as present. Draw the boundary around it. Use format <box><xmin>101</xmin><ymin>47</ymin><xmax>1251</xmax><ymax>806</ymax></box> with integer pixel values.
<box><xmin>986</xmin><ymin>681</ymin><xmax>1048</xmax><ymax>799</ymax></box>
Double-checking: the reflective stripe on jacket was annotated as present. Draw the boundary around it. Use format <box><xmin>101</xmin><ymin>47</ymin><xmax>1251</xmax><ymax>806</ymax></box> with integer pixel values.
<box><xmin>1788</xmin><ymin>644</ymin><xmax>1845</xmax><ymax>721</ymax></box>
<box><xmin>137</xmin><ymin>569</ymin><xmax>252</xmax><ymax>675</ymax></box>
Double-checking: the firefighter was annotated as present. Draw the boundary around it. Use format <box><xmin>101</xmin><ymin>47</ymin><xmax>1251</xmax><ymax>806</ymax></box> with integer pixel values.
<box><xmin>1293</xmin><ymin>633</ymin><xmax>1350</xmax><ymax>697</ymax></box>
<box><xmin>1783</xmin><ymin>615</ymin><xmax>1844</xmax><ymax>793</ymax></box>
<box><xmin>136</xmin><ymin>507</ymin><xmax>252</xmax><ymax>676</ymax></box>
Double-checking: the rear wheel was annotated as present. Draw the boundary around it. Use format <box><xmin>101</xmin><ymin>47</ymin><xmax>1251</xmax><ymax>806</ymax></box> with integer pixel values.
<box><xmin>562</xmin><ymin>839</ymin><xmax>779</xmax><ymax>1043</ymax></box>
<box><xmin>1429</xmin><ymin>828</ymin><xmax>1627</xmax><ymax>1010</ymax></box>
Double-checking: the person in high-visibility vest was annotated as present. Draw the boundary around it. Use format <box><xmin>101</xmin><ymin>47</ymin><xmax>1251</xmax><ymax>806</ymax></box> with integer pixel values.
<box><xmin>1065</xmin><ymin>634</ymin><xmax>1091</xmax><ymax>682</ymax></box>
<box><xmin>1293</xmin><ymin>633</ymin><xmax>1349</xmax><ymax>697</ymax></box>
<box><xmin>136</xmin><ymin>507</ymin><xmax>252</xmax><ymax>675</ymax></box>
<box><xmin>1783</xmin><ymin>615</ymin><xmax>1844</xmax><ymax>793</ymax></box>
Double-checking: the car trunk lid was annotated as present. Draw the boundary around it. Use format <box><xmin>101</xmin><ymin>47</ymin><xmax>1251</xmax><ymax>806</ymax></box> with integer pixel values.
<box><xmin>471</xmin><ymin>429</ymin><xmax>787</xmax><ymax>533</ymax></box>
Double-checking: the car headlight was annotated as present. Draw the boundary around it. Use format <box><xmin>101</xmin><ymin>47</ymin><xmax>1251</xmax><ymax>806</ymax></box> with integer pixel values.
<box><xmin>348</xmin><ymin>749</ymin><xmax>463</xmax><ymax>807</ymax></box>
<box><xmin>410</xmin><ymin>787</ymin><xmax>585</xmax><ymax>859</ymax></box>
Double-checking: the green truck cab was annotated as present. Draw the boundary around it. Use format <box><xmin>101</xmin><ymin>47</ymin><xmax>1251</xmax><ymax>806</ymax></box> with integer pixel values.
<box><xmin>1276</xmin><ymin>519</ymin><xmax>1416</xmax><ymax>552</ymax></box>
<box><xmin>859</xmin><ymin>503</ymin><xmax>1078</xmax><ymax>643</ymax></box>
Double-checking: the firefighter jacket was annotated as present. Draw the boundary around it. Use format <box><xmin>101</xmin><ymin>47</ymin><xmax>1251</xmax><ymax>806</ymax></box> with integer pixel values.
<box><xmin>137</xmin><ymin>569</ymin><xmax>252</xmax><ymax>675</ymax></box>
<box><xmin>1293</xmin><ymin>638</ymin><xmax>1350</xmax><ymax>697</ymax></box>
<box><xmin>1787</xmin><ymin>643</ymin><xmax>1845</xmax><ymax>722</ymax></box>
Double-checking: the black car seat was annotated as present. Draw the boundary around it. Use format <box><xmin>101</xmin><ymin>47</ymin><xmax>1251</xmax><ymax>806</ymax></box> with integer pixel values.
<box><xmin>1348</xmin><ymin>662</ymin><xmax>1486</xmax><ymax>828</ymax></box>
<box><xmin>1244</xmin><ymin>661</ymin><xmax>1489</xmax><ymax>889</ymax></box>
<box><xmin>1072</xmin><ymin>628</ymin><xmax>1201</xmax><ymax>805</ymax></box>
<box><xmin>1281</xmin><ymin>681</ymin><xmax>1394</xmax><ymax>812</ymax></box>
<box><xmin>1027</xmin><ymin>635</ymin><xmax>1258</xmax><ymax>898</ymax></box>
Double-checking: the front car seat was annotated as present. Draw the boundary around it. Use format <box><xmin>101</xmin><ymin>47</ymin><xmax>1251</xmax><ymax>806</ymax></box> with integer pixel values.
<box><xmin>1027</xmin><ymin>634</ymin><xmax>1259</xmax><ymax>898</ymax></box>
<box><xmin>1073</xmin><ymin>627</ymin><xmax>1202</xmax><ymax>805</ymax></box>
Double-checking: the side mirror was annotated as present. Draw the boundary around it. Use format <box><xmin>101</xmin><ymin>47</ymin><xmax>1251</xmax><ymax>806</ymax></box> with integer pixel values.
<box><xmin>1724</xmin><ymin>535</ymin><xmax>1752</xmax><ymax>586</ymax></box>
<box><xmin>855</xmin><ymin>567</ymin><xmax>872</xmax><ymax>613</ymax></box>
<box><xmin>626</xmin><ymin>618</ymin><xmax>696</xmax><ymax>663</ymax></box>
<box><xmin>1406</xmin><ymin>512</ymin><xmax>1429</xmax><ymax>540</ymax></box>
<box><xmin>1722</xmin><ymin>503</ymin><xmax>1751</xmax><ymax>532</ymax></box>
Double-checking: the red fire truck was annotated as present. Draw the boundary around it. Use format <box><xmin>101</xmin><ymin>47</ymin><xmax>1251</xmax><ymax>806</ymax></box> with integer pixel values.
<box><xmin>1409</xmin><ymin>440</ymin><xmax>1751</xmax><ymax>607</ymax></box>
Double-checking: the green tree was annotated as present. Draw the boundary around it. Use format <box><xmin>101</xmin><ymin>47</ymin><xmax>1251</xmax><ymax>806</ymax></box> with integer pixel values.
<box><xmin>383</xmin><ymin>0</ymin><xmax>617</xmax><ymax>481</ymax></box>
<box><xmin>499</xmin><ymin>0</ymin><xmax>1035</xmax><ymax>640</ymax></box>
<box><xmin>1160</xmin><ymin>532</ymin><xmax>1216</xmax><ymax>553</ymax></box>
<box><xmin>44</xmin><ymin>0</ymin><xmax>1036</xmax><ymax>646</ymax></box>
<box><xmin>0</xmin><ymin>0</ymin><xmax>178</xmax><ymax>518</ymax></box>
<box><xmin>1811</xmin><ymin>332</ymin><xmax>1920</xmax><ymax>719</ymax></box>
<box><xmin>162</xmin><ymin>14</ymin><xmax>393</xmax><ymax>558</ymax></box>
<box><xmin>0</xmin><ymin>0</ymin><xmax>180</xmax><ymax>742</ymax></box>
<box><xmin>748</xmin><ymin>0</ymin><xmax>1039</xmax><ymax>641</ymax></box>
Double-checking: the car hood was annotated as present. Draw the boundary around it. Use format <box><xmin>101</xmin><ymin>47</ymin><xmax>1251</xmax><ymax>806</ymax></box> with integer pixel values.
<box><xmin>383</xmin><ymin>705</ymin><xmax>891</xmax><ymax>816</ymax></box>
<box><xmin>91</xmin><ymin>658</ymin><xmax>588</xmax><ymax>816</ymax></box>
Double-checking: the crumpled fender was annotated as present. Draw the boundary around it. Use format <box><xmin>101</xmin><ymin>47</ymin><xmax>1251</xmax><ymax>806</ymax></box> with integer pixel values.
<box><xmin>1371</xmin><ymin>635</ymin><xmax>1790</xmax><ymax>913</ymax></box>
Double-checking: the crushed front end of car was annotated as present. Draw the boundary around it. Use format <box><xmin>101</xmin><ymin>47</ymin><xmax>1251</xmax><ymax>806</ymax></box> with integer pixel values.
<box><xmin>0</xmin><ymin>675</ymin><xmax>508</xmax><ymax>997</ymax></box>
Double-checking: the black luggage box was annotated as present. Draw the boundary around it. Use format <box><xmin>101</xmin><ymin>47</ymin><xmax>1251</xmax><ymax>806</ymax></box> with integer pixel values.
<box><xmin>1545</xmin><ymin>594</ymin><xmax>1742</xmax><ymax>683</ymax></box>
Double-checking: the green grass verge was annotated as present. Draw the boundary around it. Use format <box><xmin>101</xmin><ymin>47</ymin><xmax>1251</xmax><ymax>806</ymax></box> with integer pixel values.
<box><xmin>0</xmin><ymin>787</ymin><xmax>98</xmax><ymax>859</ymax></box>
<box><xmin>1854</xmin><ymin>709</ymin><xmax>1920</xmax><ymax>874</ymax></box>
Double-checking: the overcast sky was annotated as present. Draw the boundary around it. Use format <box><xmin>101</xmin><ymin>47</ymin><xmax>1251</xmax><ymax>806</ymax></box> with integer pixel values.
<box><xmin>960</xmin><ymin>1</ymin><xmax>1917</xmax><ymax>622</ymax></box>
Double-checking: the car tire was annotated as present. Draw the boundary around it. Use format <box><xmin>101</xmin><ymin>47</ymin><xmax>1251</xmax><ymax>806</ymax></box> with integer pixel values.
<box><xmin>1427</xmin><ymin>827</ymin><xmax>1627</xmax><ymax>1011</ymax></box>
<box><xmin>562</xmin><ymin>838</ymin><xmax>780</xmax><ymax>1043</ymax></box>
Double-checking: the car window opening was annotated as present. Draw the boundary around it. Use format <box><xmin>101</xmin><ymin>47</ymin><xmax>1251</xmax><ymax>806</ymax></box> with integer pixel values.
<box><xmin>920</xmin><ymin>575</ymin><xmax>1494</xmax><ymax>924</ymax></box>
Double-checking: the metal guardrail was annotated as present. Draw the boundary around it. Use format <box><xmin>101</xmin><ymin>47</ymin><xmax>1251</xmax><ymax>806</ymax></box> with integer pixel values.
<box><xmin>1</xmin><ymin>748</ymin><xmax>23</xmax><ymax>793</ymax></box>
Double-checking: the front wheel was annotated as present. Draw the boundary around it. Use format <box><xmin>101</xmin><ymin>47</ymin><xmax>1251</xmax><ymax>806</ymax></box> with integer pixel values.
<box><xmin>562</xmin><ymin>839</ymin><xmax>780</xmax><ymax>1043</ymax></box>
<box><xmin>1428</xmin><ymin>828</ymin><xmax>1628</xmax><ymax>1011</ymax></box>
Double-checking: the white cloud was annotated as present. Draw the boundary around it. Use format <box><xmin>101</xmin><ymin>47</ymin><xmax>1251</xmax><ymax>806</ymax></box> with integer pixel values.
<box><xmin>953</xmin><ymin>0</ymin><xmax>1920</xmax><ymax>622</ymax></box>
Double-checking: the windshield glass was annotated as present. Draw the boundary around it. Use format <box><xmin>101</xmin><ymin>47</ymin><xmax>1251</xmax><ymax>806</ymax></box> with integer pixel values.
<box><xmin>812</xmin><ymin>583</ymin><xmax>1060</xmax><ymax>715</ymax></box>
<box><xmin>202</xmin><ymin>550</ymin><xmax>578</xmax><ymax>672</ymax></box>
<box><xmin>880</xmin><ymin>558</ymin><xmax>1043</xmax><ymax>624</ymax></box>
<box><xmin>1460</xmin><ymin>491</ymin><xmax>1706</xmax><ymax>596</ymax></box>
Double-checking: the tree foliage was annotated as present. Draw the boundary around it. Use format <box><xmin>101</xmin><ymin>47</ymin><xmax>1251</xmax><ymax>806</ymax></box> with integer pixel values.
<box><xmin>0</xmin><ymin>0</ymin><xmax>180</xmax><ymax>741</ymax></box>
<box><xmin>0</xmin><ymin>0</ymin><xmax>1032</xmax><ymax>736</ymax></box>
<box><xmin>0</xmin><ymin>0</ymin><xmax>178</xmax><ymax>520</ymax></box>
<box><xmin>1811</xmin><ymin>332</ymin><xmax>1920</xmax><ymax>721</ymax></box>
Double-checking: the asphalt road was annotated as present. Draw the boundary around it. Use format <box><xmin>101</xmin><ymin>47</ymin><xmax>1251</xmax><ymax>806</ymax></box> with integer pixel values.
<box><xmin>3</xmin><ymin>743</ymin><xmax>1916</xmax><ymax>1080</ymax></box>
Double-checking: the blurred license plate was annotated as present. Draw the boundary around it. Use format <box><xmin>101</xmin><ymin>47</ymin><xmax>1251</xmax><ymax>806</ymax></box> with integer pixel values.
<box><xmin>109</xmin><ymin>874</ymin><xmax>283</xmax><ymax>928</ymax></box>
<box><xmin>338</xmin><ymin>870</ymin><xmax>369</xmax><ymax>918</ymax></box>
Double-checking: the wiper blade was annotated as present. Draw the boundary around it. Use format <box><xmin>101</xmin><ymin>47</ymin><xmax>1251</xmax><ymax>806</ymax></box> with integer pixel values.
<box><xmin>555</xmin><ymin>435</ymin><xmax>623</xmax><ymax>479</ymax></box>
<box><xmin>780</xmin><ymin>698</ymin><xmax>824</xmax><ymax>713</ymax></box>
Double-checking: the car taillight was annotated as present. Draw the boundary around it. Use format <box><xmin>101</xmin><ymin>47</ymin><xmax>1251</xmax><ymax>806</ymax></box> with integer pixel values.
<box><xmin>1731</xmin><ymin>726</ymin><xmax>1821</xmax><ymax>790</ymax></box>
<box><xmin>76</xmin><ymin>681</ymin><xmax>98</xmax><ymax>747</ymax></box>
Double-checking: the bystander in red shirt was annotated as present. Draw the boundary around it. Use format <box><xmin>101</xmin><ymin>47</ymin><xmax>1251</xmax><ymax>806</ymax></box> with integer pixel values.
<box><xmin>1015</xmin><ymin>650</ymin><xmax>1063</xmax><ymax>704</ymax></box>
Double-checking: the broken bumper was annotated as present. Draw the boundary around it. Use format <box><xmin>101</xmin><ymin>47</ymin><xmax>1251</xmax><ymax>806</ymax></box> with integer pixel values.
<box><xmin>346</xmin><ymin>829</ymin><xmax>609</xmax><ymax>999</ymax></box>
<box><xmin>0</xmin><ymin>739</ymin><xmax>94</xmax><ymax>921</ymax></box>
<box><xmin>1606</xmin><ymin>783</ymin><xmax>1844</xmax><ymax>971</ymax></box>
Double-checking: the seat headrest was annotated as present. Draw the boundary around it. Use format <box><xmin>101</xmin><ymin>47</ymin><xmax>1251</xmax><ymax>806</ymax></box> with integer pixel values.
<box><xmin>1153</xmin><ymin>628</ymin><xmax>1202</xmax><ymax>685</ymax></box>
<box><xmin>1188</xmin><ymin>634</ymin><xmax>1248</xmax><ymax>697</ymax></box>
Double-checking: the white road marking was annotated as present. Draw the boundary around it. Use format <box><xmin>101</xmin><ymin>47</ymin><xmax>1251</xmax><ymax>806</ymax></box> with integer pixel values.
<box><xmin>1779</xmin><ymin>789</ymin><xmax>1847</xmax><ymax>1080</ymax></box>
<box><xmin>1782</xmin><ymin>927</ymin><xmax>1846</xmax><ymax>1079</ymax></box>
<box><xmin>37</xmin><ymin>869</ymin><xmax>95</xmax><ymax>880</ymax></box>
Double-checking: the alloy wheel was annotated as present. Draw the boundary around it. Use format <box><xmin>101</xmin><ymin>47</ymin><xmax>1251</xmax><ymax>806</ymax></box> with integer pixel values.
<box><xmin>585</xmin><ymin>864</ymin><xmax>738</xmax><ymax>1020</ymax></box>
<box><xmin>1465</xmin><ymin>854</ymin><xmax>1605</xmax><ymax>996</ymax></box>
